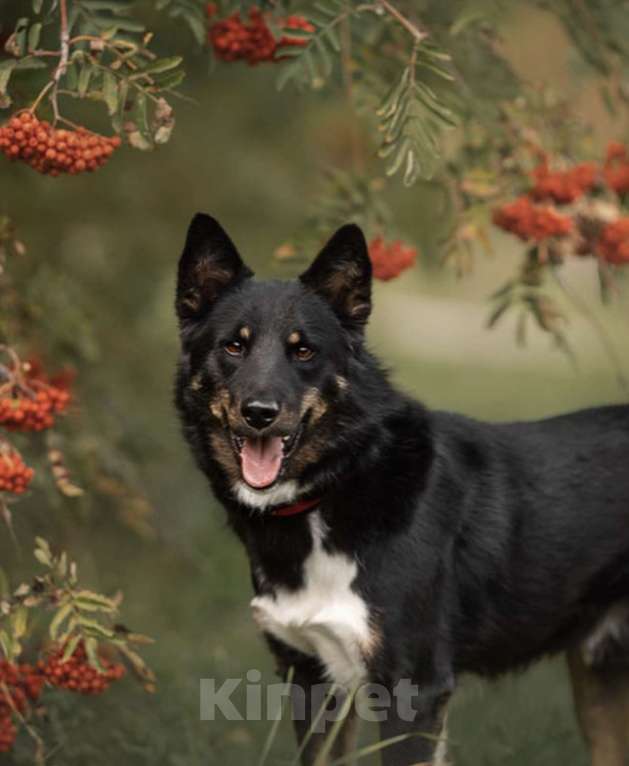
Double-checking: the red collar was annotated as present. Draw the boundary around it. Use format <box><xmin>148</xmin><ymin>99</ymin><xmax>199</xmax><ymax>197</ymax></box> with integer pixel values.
<box><xmin>271</xmin><ymin>497</ymin><xmax>321</xmax><ymax>517</ymax></box>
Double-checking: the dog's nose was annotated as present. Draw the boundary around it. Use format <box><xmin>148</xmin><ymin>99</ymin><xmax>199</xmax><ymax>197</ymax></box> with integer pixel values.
<box><xmin>242</xmin><ymin>400</ymin><xmax>280</xmax><ymax>431</ymax></box>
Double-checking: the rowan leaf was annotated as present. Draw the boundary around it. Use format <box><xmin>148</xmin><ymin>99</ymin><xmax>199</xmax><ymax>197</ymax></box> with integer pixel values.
<box><xmin>50</xmin><ymin>601</ymin><xmax>73</xmax><ymax>641</ymax></box>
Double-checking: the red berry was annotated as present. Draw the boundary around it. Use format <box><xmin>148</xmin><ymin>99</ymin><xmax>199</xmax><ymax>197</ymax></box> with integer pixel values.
<box><xmin>0</xmin><ymin>447</ymin><xmax>34</xmax><ymax>494</ymax></box>
<box><xmin>0</xmin><ymin>113</ymin><xmax>121</xmax><ymax>176</ymax></box>
<box><xmin>597</xmin><ymin>217</ymin><xmax>629</xmax><ymax>265</ymax></box>
<box><xmin>368</xmin><ymin>236</ymin><xmax>418</xmax><ymax>281</ymax></box>
<box><xmin>492</xmin><ymin>196</ymin><xmax>573</xmax><ymax>242</ymax></box>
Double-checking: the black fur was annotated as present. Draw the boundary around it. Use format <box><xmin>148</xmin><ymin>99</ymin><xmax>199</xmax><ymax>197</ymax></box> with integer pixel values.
<box><xmin>175</xmin><ymin>214</ymin><xmax>629</xmax><ymax>765</ymax></box>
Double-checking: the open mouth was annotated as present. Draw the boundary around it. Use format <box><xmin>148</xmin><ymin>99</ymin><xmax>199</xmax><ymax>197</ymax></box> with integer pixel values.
<box><xmin>231</xmin><ymin>422</ymin><xmax>304</xmax><ymax>489</ymax></box>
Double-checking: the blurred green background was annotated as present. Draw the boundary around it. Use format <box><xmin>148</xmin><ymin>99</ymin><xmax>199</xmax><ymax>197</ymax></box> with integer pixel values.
<box><xmin>2</xmin><ymin>4</ymin><xmax>629</xmax><ymax>765</ymax></box>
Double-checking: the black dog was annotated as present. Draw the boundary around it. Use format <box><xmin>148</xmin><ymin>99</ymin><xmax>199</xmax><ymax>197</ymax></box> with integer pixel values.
<box><xmin>175</xmin><ymin>213</ymin><xmax>629</xmax><ymax>766</ymax></box>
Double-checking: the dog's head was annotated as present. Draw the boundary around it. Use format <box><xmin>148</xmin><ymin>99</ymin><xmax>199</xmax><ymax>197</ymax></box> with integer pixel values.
<box><xmin>175</xmin><ymin>213</ymin><xmax>372</xmax><ymax>507</ymax></box>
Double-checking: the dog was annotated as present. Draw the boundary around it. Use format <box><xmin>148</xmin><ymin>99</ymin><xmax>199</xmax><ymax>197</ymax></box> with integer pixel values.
<box><xmin>175</xmin><ymin>213</ymin><xmax>629</xmax><ymax>766</ymax></box>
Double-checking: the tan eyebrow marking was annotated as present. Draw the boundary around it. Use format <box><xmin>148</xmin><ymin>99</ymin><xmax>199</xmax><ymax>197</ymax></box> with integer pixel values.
<box><xmin>239</xmin><ymin>326</ymin><xmax>251</xmax><ymax>341</ymax></box>
<box><xmin>288</xmin><ymin>331</ymin><xmax>301</xmax><ymax>345</ymax></box>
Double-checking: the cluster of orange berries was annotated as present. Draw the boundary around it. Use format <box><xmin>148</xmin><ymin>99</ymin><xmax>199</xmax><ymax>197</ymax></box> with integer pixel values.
<box><xmin>44</xmin><ymin>642</ymin><xmax>125</xmax><ymax>695</ymax></box>
<box><xmin>492</xmin><ymin>196</ymin><xmax>573</xmax><ymax>242</ymax></box>
<box><xmin>0</xmin><ymin>715</ymin><xmax>16</xmax><ymax>753</ymax></box>
<box><xmin>0</xmin><ymin>448</ymin><xmax>34</xmax><ymax>495</ymax></box>
<box><xmin>604</xmin><ymin>142</ymin><xmax>629</xmax><ymax>196</ymax></box>
<box><xmin>0</xmin><ymin>383</ymin><xmax>70</xmax><ymax>432</ymax></box>
<box><xmin>493</xmin><ymin>142</ymin><xmax>629</xmax><ymax>265</ymax></box>
<box><xmin>0</xmin><ymin>660</ymin><xmax>45</xmax><ymax>752</ymax></box>
<box><xmin>0</xmin><ymin>359</ymin><xmax>72</xmax><ymax>496</ymax></box>
<box><xmin>207</xmin><ymin>4</ymin><xmax>314</xmax><ymax>65</ymax></box>
<box><xmin>0</xmin><ymin>112</ymin><xmax>121</xmax><ymax>176</ymax></box>
<box><xmin>368</xmin><ymin>236</ymin><xmax>418</xmax><ymax>281</ymax></box>
<box><xmin>530</xmin><ymin>161</ymin><xmax>598</xmax><ymax>204</ymax></box>
<box><xmin>598</xmin><ymin>218</ymin><xmax>629</xmax><ymax>265</ymax></box>
<box><xmin>0</xmin><ymin>644</ymin><xmax>125</xmax><ymax>753</ymax></box>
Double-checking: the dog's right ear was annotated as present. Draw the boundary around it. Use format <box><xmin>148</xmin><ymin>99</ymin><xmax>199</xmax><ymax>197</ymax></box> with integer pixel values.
<box><xmin>176</xmin><ymin>213</ymin><xmax>253</xmax><ymax>326</ymax></box>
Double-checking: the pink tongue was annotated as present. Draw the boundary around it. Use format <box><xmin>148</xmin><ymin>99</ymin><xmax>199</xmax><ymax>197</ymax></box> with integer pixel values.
<box><xmin>241</xmin><ymin>436</ymin><xmax>283</xmax><ymax>488</ymax></box>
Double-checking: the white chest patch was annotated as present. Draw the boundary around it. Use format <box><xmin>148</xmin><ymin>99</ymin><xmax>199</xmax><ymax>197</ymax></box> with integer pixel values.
<box><xmin>251</xmin><ymin>512</ymin><xmax>373</xmax><ymax>689</ymax></box>
<box><xmin>233</xmin><ymin>480</ymin><xmax>306</xmax><ymax>511</ymax></box>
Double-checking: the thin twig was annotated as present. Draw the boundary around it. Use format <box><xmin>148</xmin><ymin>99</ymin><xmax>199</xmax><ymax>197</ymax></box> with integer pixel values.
<box><xmin>29</xmin><ymin>81</ymin><xmax>54</xmax><ymax>115</ymax></box>
<box><xmin>551</xmin><ymin>266</ymin><xmax>628</xmax><ymax>391</ymax></box>
<box><xmin>30</xmin><ymin>50</ymin><xmax>61</xmax><ymax>58</ymax></box>
<box><xmin>51</xmin><ymin>0</ymin><xmax>70</xmax><ymax>122</ymax></box>
<box><xmin>378</xmin><ymin>0</ymin><xmax>429</xmax><ymax>42</ymax></box>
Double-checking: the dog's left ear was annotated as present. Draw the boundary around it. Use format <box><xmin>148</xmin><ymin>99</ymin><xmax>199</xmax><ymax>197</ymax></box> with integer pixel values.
<box><xmin>299</xmin><ymin>224</ymin><xmax>372</xmax><ymax>330</ymax></box>
<box><xmin>176</xmin><ymin>213</ymin><xmax>253</xmax><ymax>326</ymax></box>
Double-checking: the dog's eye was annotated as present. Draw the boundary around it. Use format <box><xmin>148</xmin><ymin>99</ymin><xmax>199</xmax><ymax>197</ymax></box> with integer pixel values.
<box><xmin>224</xmin><ymin>340</ymin><xmax>244</xmax><ymax>357</ymax></box>
<box><xmin>294</xmin><ymin>345</ymin><xmax>315</xmax><ymax>362</ymax></box>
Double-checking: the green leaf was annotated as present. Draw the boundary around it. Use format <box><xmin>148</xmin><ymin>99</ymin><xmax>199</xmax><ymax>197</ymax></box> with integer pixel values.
<box><xmin>27</xmin><ymin>22</ymin><xmax>42</xmax><ymax>52</ymax></box>
<box><xmin>0</xmin><ymin>61</ymin><xmax>17</xmax><ymax>96</ymax></box>
<box><xmin>32</xmin><ymin>0</ymin><xmax>44</xmax><ymax>12</ymax></box>
<box><xmin>85</xmin><ymin>636</ymin><xmax>106</xmax><ymax>673</ymax></box>
<box><xmin>376</xmin><ymin>68</ymin><xmax>410</xmax><ymax>119</ymax></box>
<box><xmin>104</xmin><ymin>19</ymin><xmax>146</xmax><ymax>33</ymax></box>
<box><xmin>487</xmin><ymin>297</ymin><xmax>512</xmax><ymax>328</ymax></box>
<box><xmin>386</xmin><ymin>137</ymin><xmax>410</xmax><ymax>176</ymax></box>
<box><xmin>14</xmin><ymin>56</ymin><xmax>47</xmax><ymax>70</ymax></box>
<box><xmin>60</xmin><ymin>633</ymin><xmax>81</xmax><ymax>663</ymax></box>
<box><xmin>181</xmin><ymin>13</ymin><xmax>207</xmax><ymax>47</ymax></box>
<box><xmin>10</xmin><ymin>607</ymin><xmax>28</xmax><ymax>641</ymax></box>
<box><xmin>137</xmin><ymin>56</ymin><xmax>183</xmax><ymax>77</ymax></box>
<box><xmin>153</xmin><ymin>69</ymin><xmax>185</xmax><ymax>90</ymax></box>
<box><xmin>50</xmin><ymin>601</ymin><xmax>73</xmax><ymax>641</ymax></box>
<box><xmin>73</xmin><ymin>589</ymin><xmax>117</xmax><ymax>611</ymax></box>
<box><xmin>56</xmin><ymin>551</ymin><xmax>68</xmax><ymax>580</ymax></box>
<box><xmin>78</xmin><ymin>62</ymin><xmax>94</xmax><ymax>98</ymax></box>
<box><xmin>81</xmin><ymin>0</ymin><xmax>134</xmax><ymax>13</ymax></box>
<box><xmin>102</xmin><ymin>71</ymin><xmax>118</xmax><ymax>115</ymax></box>
<box><xmin>276</xmin><ymin>60</ymin><xmax>302</xmax><ymax>91</ymax></box>
<box><xmin>76</xmin><ymin>615</ymin><xmax>115</xmax><ymax>638</ymax></box>
<box><xmin>450</xmin><ymin>8</ymin><xmax>488</xmax><ymax>37</ymax></box>
<box><xmin>403</xmin><ymin>148</ymin><xmax>420</xmax><ymax>186</ymax></box>
<box><xmin>0</xmin><ymin>630</ymin><xmax>12</xmax><ymax>660</ymax></box>
<box><xmin>34</xmin><ymin>537</ymin><xmax>52</xmax><ymax>567</ymax></box>
<box><xmin>112</xmin><ymin>79</ymin><xmax>128</xmax><ymax>133</ymax></box>
<box><xmin>13</xmin><ymin>18</ymin><xmax>30</xmax><ymax>57</ymax></box>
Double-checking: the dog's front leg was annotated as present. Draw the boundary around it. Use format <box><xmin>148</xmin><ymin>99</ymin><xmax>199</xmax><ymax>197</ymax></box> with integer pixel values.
<box><xmin>378</xmin><ymin>676</ymin><xmax>454</xmax><ymax>766</ymax></box>
<box><xmin>287</xmin><ymin>659</ymin><xmax>358</xmax><ymax>766</ymax></box>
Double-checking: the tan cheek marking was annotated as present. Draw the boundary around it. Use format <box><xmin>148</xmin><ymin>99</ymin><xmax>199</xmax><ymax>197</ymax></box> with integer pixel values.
<box><xmin>335</xmin><ymin>375</ymin><xmax>348</xmax><ymax>392</ymax></box>
<box><xmin>240</xmin><ymin>326</ymin><xmax>251</xmax><ymax>341</ymax></box>
<box><xmin>300</xmin><ymin>387</ymin><xmax>328</xmax><ymax>422</ymax></box>
<box><xmin>209</xmin><ymin>388</ymin><xmax>231</xmax><ymax>420</ymax></box>
<box><xmin>288</xmin><ymin>331</ymin><xmax>301</xmax><ymax>345</ymax></box>
<box><xmin>209</xmin><ymin>432</ymin><xmax>239</xmax><ymax>481</ymax></box>
<box><xmin>189</xmin><ymin>373</ymin><xmax>203</xmax><ymax>392</ymax></box>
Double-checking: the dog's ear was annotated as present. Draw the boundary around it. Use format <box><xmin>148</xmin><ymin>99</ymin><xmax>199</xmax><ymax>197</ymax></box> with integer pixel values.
<box><xmin>176</xmin><ymin>213</ymin><xmax>253</xmax><ymax>325</ymax></box>
<box><xmin>299</xmin><ymin>224</ymin><xmax>372</xmax><ymax>330</ymax></box>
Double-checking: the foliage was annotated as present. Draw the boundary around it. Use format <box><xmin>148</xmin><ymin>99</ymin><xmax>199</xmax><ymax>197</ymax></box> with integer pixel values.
<box><xmin>0</xmin><ymin>0</ymin><xmax>629</xmax><ymax>761</ymax></box>
<box><xmin>0</xmin><ymin>539</ymin><xmax>153</xmax><ymax>760</ymax></box>
<box><xmin>1</xmin><ymin>0</ymin><xmax>182</xmax><ymax>153</ymax></box>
